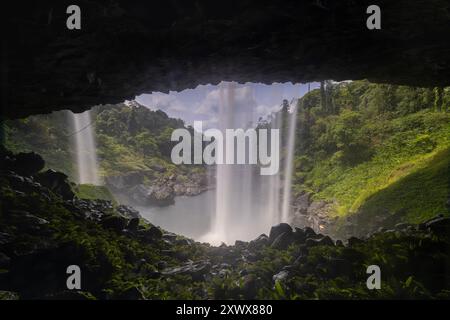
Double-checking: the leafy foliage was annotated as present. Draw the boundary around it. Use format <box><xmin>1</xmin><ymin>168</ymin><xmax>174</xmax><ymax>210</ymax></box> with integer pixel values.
<box><xmin>285</xmin><ymin>80</ymin><xmax>450</xmax><ymax>231</ymax></box>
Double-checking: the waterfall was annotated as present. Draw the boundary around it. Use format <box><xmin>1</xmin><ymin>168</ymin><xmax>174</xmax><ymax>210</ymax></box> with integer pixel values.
<box><xmin>70</xmin><ymin>110</ymin><xmax>101</xmax><ymax>185</ymax></box>
<box><xmin>201</xmin><ymin>82</ymin><xmax>283</xmax><ymax>245</ymax></box>
<box><xmin>281</xmin><ymin>103</ymin><xmax>298</xmax><ymax>222</ymax></box>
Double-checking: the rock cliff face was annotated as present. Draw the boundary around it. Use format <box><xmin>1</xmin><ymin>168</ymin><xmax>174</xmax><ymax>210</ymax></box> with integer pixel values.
<box><xmin>105</xmin><ymin>170</ymin><xmax>213</xmax><ymax>206</ymax></box>
<box><xmin>4</xmin><ymin>0</ymin><xmax>450</xmax><ymax>119</ymax></box>
<box><xmin>290</xmin><ymin>192</ymin><xmax>339</xmax><ymax>238</ymax></box>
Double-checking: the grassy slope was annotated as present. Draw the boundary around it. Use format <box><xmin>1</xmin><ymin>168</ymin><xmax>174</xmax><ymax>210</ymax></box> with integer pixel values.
<box><xmin>304</xmin><ymin>111</ymin><xmax>450</xmax><ymax>221</ymax></box>
<box><xmin>74</xmin><ymin>184</ymin><xmax>117</xmax><ymax>202</ymax></box>
<box><xmin>356</xmin><ymin>147</ymin><xmax>449</xmax><ymax>225</ymax></box>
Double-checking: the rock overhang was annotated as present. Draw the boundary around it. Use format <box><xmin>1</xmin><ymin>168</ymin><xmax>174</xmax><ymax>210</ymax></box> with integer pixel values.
<box><xmin>3</xmin><ymin>0</ymin><xmax>450</xmax><ymax>119</ymax></box>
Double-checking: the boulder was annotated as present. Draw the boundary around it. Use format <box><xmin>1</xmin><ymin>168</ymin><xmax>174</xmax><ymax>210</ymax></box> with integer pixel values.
<box><xmin>116</xmin><ymin>205</ymin><xmax>141</xmax><ymax>219</ymax></box>
<box><xmin>271</xmin><ymin>232</ymin><xmax>294</xmax><ymax>250</ymax></box>
<box><xmin>335</xmin><ymin>240</ymin><xmax>344</xmax><ymax>247</ymax></box>
<box><xmin>9</xmin><ymin>152</ymin><xmax>45</xmax><ymax>176</ymax></box>
<box><xmin>305</xmin><ymin>236</ymin><xmax>334</xmax><ymax>247</ymax></box>
<box><xmin>394</xmin><ymin>222</ymin><xmax>411</xmax><ymax>231</ymax></box>
<box><xmin>272</xmin><ymin>270</ymin><xmax>289</xmax><ymax>283</ymax></box>
<box><xmin>318</xmin><ymin>236</ymin><xmax>334</xmax><ymax>246</ymax></box>
<box><xmin>127</xmin><ymin>218</ymin><xmax>140</xmax><ymax>232</ymax></box>
<box><xmin>269</xmin><ymin>223</ymin><xmax>292</xmax><ymax>243</ymax></box>
<box><xmin>305</xmin><ymin>238</ymin><xmax>320</xmax><ymax>247</ymax></box>
<box><xmin>303</xmin><ymin>227</ymin><xmax>316</xmax><ymax>238</ymax></box>
<box><xmin>0</xmin><ymin>252</ymin><xmax>11</xmax><ymax>268</ymax></box>
<box><xmin>0</xmin><ymin>232</ymin><xmax>12</xmax><ymax>245</ymax></box>
<box><xmin>101</xmin><ymin>215</ymin><xmax>128</xmax><ymax>232</ymax></box>
<box><xmin>248</xmin><ymin>234</ymin><xmax>269</xmax><ymax>249</ymax></box>
<box><xmin>234</xmin><ymin>240</ymin><xmax>247</xmax><ymax>247</ymax></box>
<box><xmin>15</xmin><ymin>212</ymin><xmax>49</xmax><ymax>232</ymax></box>
<box><xmin>35</xmin><ymin>169</ymin><xmax>75</xmax><ymax>200</ymax></box>
<box><xmin>5</xmin><ymin>173</ymin><xmax>42</xmax><ymax>194</ymax></box>
<box><xmin>146</xmin><ymin>185</ymin><xmax>175</xmax><ymax>206</ymax></box>
<box><xmin>176</xmin><ymin>238</ymin><xmax>193</xmax><ymax>246</ymax></box>
<box><xmin>156</xmin><ymin>261</ymin><xmax>168</xmax><ymax>270</ymax></box>
<box><xmin>425</xmin><ymin>217</ymin><xmax>450</xmax><ymax>235</ymax></box>
<box><xmin>293</xmin><ymin>227</ymin><xmax>307</xmax><ymax>243</ymax></box>
<box><xmin>347</xmin><ymin>236</ymin><xmax>364</xmax><ymax>246</ymax></box>
<box><xmin>139</xmin><ymin>226</ymin><xmax>163</xmax><ymax>241</ymax></box>
<box><xmin>162</xmin><ymin>261</ymin><xmax>211</xmax><ymax>281</ymax></box>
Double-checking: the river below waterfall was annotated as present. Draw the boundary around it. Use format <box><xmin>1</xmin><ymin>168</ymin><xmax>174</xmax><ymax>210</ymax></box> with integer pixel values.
<box><xmin>136</xmin><ymin>190</ymin><xmax>216</xmax><ymax>241</ymax></box>
<box><xmin>136</xmin><ymin>171</ymin><xmax>282</xmax><ymax>244</ymax></box>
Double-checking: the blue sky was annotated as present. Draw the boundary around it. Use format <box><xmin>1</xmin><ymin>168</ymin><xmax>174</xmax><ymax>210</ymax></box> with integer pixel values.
<box><xmin>136</xmin><ymin>81</ymin><xmax>319</xmax><ymax>128</ymax></box>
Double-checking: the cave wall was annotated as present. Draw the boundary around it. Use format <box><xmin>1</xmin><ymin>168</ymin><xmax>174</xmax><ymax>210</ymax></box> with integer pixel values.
<box><xmin>3</xmin><ymin>0</ymin><xmax>450</xmax><ymax>118</ymax></box>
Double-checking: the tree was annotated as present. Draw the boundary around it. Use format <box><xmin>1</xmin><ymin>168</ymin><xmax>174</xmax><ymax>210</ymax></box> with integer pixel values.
<box><xmin>320</xmin><ymin>81</ymin><xmax>326</xmax><ymax>112</ymax></box>
<box><xmin>434</xmin><ymin>87</ymin><xmax>443</xmax><ymax>112</ymax></box>
<box><xmin>127</xmin><ymin>107</ymin><xmax>139</xmax><ymax>135</ymax></box>
<box><xmin>135</xmin><ymin>131</ymin><xmax>159</xmax><ymax>157</ymax></box>
<box><xmin>325</xmin><ymin>80</ymin><xmax>335</xmax><ymax>114</ymax></box>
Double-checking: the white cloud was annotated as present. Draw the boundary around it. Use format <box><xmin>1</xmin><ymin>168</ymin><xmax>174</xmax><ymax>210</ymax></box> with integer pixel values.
<box><xmin>140</xmin><ymin>92</ymin><xmax>186</xmax><ymax>113</ymax></box>
<box><xmin>136</xmin><ymin>82</ymin><xmax>315</xmax><ymax>128</ymax></box>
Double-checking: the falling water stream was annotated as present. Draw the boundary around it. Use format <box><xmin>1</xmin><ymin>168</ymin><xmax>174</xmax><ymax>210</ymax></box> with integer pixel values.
<box><xmin>133</xmin><ymin>83</ymin><xmax>300</xmax><ymax>245</ymax></box>
<box><xmin>199</xmin><ymin>83</ymin><xmax>296</xmax><ymax>244</ymax></box>
<box><xmin>70</xmin><ymin>110</ymin><xmax>101</xmax><ymax>185</ymax></box>
<box><xmin>281</xmin><ymin>104</ymin><xmax>298</xmax><ymax>222</ymax></box>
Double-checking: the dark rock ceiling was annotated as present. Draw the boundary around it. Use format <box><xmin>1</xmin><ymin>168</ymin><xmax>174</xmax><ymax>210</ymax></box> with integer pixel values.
<box><xmin>3</xmin><ymin>0</ymin><xmax>450</xmax><ymax>118</ymax></box>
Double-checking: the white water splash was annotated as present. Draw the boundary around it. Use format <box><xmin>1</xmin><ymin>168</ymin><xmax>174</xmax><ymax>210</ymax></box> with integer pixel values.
<box><xmin>201</xmin><ymin>82</ymin><xmax>285</xmax><ymax>245</ymax></box>
<box><xmin>70</xmin><ymin>110</ymin><xmax>101</xmax><ymax>185</ymax></box>
<box><xmin>281</xmin><ymin>104</ymin><xmax>298</xmax><ymax>222</ymax></box>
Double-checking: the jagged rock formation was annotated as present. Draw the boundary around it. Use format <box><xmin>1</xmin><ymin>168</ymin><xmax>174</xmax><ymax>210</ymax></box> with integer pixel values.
<box><xmin>4</xmin><ymin>0</ymin><xmax>450</xmax><ymax>118</ymax></box>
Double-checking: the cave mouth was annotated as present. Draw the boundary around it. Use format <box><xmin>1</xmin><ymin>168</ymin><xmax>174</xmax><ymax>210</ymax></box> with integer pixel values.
<box><xmin>5</xmin><ymin>81</ymin><xmax>324</xmax><ymax>244</ymax></box>
<box><xmin>5</xmin><ymin>78</ymin><xmax>449</xmax><ymax>245</ymax></box>
<box><xmin>3</xmin><ymin>1</ymin><xmax>450</xmax><ymax>301</ymax></box>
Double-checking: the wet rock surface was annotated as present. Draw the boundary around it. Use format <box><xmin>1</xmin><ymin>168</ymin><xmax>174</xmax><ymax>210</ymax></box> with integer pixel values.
<box><xmin>5</xmin><ymin>1</ymin><xmax>450</xmax><ymax>119</ymax></box>
<box><xmin>291</xmin><ymin>192</ymin><xmax>337</xmax><ymax>237</ymax></box>
<box><xmin>106</xmin><ymin>170</ymin><xmax>211</xmax><ymax>206</ymax></box>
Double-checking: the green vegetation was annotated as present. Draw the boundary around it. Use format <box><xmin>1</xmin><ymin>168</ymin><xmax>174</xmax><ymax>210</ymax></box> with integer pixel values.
<box><xmin>0</xmin><ymin>175</ymin><xmax>204</xmax><ymax>299</ymax></box>
<box><xmin>4</xmin><ymin>103</ymin><xmax>202</xmax><ymax>184</ymax></box>
<box><xmin>74</xmin><ymin>184</ymin><xmax>116</xmax><ymax>202</ymax></box>
<box><xmin>4</xmin><ymin>111</ymin><xmax>75</xmax><ymax>180</ymax></box>
<box><xmin>356</xmin><ymin>147</ymin><xmax>450</xmax><ymax>229</ymax></box>
<box><xmin>284</xmin><ymin>80</ymin><xmax>450</xmax><ymax>231</ymax></box>
<box><xmin>94</xmin><ymin>103</ymin><xmax>187</xmax><ymax>177</ymax></box>
<box><xmin>2</xmin><ymin>168</ymin><xmax>450</xmax><ymax>299</ymax></box>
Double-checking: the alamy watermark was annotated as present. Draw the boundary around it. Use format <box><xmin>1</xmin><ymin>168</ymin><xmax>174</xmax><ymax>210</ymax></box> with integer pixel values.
<box><xmin>65</xmin><ymin>5</ymin><xmax>380</xmax><ymax>31</ymax></box>
<box><xmin>66</xmin><ymin>265</ymin><xmax>81</xmax><ymax>290</ymax></box>
<box><xmin>170</xmin><ymin>121</ymin><xmax>280</xmax><ymax>176</ymax></box>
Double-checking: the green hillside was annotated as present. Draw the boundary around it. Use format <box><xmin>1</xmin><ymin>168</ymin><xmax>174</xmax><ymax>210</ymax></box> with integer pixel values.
<box><xmin>4</xmin><ymin>103</ymin><xmax>200</xmax><ymax>183</ymax></box>
<box><xmin>289</xmin><ymin>80</ymin><xmax>450</xmax><ymax>234</ymax></box>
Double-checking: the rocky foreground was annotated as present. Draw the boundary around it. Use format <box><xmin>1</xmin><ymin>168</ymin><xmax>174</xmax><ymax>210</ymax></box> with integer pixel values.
<box><xmin>1</xmin><ymin>149</ymin><xmax>450</xmax><ymax>300</ymax></box>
